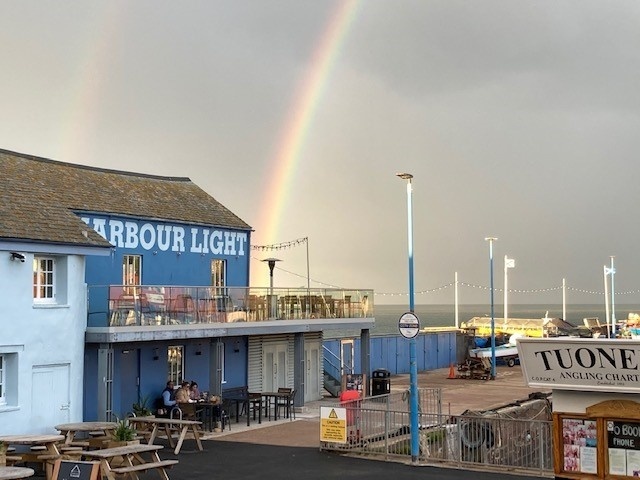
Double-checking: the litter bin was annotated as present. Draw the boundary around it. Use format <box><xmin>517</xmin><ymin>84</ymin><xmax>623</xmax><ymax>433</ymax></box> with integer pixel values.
<box><xmin>371</xmin><ymin>368</ymin><xmax>391</xmax><ymax>396</ymax></box>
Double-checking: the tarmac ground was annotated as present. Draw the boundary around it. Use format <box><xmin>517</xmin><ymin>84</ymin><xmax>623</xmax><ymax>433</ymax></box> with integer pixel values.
<box><xmin>155</xmin><ymin>366</ymin><xmax>552</xmax><ymax>479</ymax></box>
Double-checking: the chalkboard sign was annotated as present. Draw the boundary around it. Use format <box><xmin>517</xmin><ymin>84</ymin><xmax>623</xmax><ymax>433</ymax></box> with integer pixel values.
<box><xmin>52</xmin><ymin>460</ymin><xmax>100</xmax><ymax>480</ymax></box>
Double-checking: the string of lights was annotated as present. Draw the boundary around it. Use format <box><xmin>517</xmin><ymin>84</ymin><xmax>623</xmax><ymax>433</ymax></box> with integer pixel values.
<box><xmin>254</xmin><ymin>263</ymin><xmax>640</xmax><ymax>297</ymax></box>
<box><xmin>251</xmin><ymin>237</ymin><xmax>308</xmax><ymax>251</ymax></box>
<box><xmin>249</xmin><ymin>247</ymin><xmax>638</xmax><ymax>297</ymax></box>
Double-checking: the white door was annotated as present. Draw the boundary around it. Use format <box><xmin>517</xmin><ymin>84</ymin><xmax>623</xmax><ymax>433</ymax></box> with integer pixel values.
<box><xmin>31</xmin><ymin>364</ymin><xmax>70</xmax><ymax>432</ymax></box>
<box><xmin>304</xmin><ymin>342</ymin><xmax>320</xmax><ymax>402</ymax></box>
<box><xmin>263</xmin><ymin>344</ymin><xmax>287</xmax><ymax>391</ymax></box>
<box><xmin>340</xmin><ymin>339</ymin><xmax>354</xmax><ymax>375</ymax></box>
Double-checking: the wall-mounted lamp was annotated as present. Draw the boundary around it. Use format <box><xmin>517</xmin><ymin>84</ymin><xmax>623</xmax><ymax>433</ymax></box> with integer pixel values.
<box><xmin>195</xmin><ymin>344</ymin><xmax>202</xmax><ymax>356</ymax></box>
<box><xmin>234</xmin><ymin>340</ymin><xmax>241</xmax><ymax>353</ymax></box>
<box><xmin>10</xmin><ymin>252</ymin><xmax>25</xmax><ymax>263</ymax></box>
<box><xmin>153</xmin><ymin>348</ymin><xmax>159</xmax><ymax>361</ymax></box>
<box><xmin>122</xmin><ymin>349</ymin><xmax>131</xmax><ymax>354</ymax></box>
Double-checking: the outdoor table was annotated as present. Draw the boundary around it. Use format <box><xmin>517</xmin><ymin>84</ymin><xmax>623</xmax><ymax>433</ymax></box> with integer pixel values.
<box><xmin>54</xmin><ymin>421</ymin><xmax>118</xmax><ymax>446</ymax></box>
<box><xmin>261</xmin><ymin>392</ymin><xmax>292</xmax><ymax>420</ymax></box>
<box><xmin>192</xmin><ymin>402</ymin><xmax>223</xmax><ymax>431</ymax></box>
<box><xmin>0</xmin><ymin>435</ymin><xmax>64</xmax><ymax>480</ymax></box>
<box><xmin>0</xmin><ymin>466</ymin><xmax>35</xmax><ymax>480</ymax></box>
<box><xmin>224</xmin><ymin>391</ymin><xmax>262</xmax><ymax>426</ymax></box>
<box><xmin>128</xmin><ymin>417</ymin><xmax>202</xmax><ymax>455</ymax></box>
<box><xmin>79</xmin><ymin>443</ymin><xmax>177</xmax><ymax>480</ymax></box>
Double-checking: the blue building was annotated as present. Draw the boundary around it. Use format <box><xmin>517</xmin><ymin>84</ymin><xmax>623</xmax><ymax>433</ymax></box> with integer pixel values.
<box><xmin>0</xmin><ymin>149</ymin><xmax>374</xmax><ymax>428</ymax></box>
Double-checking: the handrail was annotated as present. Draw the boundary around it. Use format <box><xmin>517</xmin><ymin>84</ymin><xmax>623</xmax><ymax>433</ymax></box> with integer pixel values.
<box><xmin>88</xmin><ymin>284</ymin><xmax>374</xmax><ymax>327</ymax></box>
<box><xmin>322</xmin><ymin>345</ymin><xmax>352</xmax><ymax>376</ymax></box>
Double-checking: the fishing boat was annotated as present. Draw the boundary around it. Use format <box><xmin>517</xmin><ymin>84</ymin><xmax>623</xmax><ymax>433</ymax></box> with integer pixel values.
<box><xmin>469</xmin><ymin>333</ymin><xmax>523</xmax><ymax>367</ymax></box>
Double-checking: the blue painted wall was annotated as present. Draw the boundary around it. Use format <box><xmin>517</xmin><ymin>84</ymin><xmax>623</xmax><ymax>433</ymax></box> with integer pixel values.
<box><xmin>324</xmin><ymin>332</ymin><xmax>458</xmax><ymax>376</ymax></box>
<box><xmin>81</xmin><ymin>214</ymin><xmax>251</xmax><ymax>327</ymax></box>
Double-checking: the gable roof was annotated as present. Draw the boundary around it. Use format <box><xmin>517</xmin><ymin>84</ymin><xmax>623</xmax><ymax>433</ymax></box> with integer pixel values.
<box><xmin>0</xmin><ymin>148</ymin><xmax>252</xmax><ymax>248</ymax></box>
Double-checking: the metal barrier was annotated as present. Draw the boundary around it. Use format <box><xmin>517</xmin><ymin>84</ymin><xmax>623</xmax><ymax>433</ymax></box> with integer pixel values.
<box><xmin>320</xmin><ymin>392</ymin><xmax>553</xmax><ymax>476</ymax></box>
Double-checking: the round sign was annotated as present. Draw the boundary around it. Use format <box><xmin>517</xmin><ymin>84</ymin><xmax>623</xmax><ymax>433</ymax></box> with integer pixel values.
<box><xmin>398</xmin><ymin>312</ymin><xmax>420</xmax><ymax>338</ymax></box>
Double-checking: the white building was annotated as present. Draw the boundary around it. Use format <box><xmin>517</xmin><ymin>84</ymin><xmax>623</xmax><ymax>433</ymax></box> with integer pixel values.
<box><xmin>0</xmin><ymin>150</ymin><xmax>112</xmax><ymax>433</ymax></box>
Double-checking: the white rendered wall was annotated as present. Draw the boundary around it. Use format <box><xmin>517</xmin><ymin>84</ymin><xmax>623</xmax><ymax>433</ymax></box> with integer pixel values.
<box><xmin>0</xmin><ymin>251</ymin><xmax>86</xmax><ymax>434</ymax></box>
<box><xmin>553</xmin><ymin>389</ymin><xmax>640</xmax><ymax>414</ymax></box>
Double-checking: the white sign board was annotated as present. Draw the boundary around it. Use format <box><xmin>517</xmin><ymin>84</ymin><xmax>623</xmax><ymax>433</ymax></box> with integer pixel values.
<box><xmin>517</xmin><ymin>337</ymin><xmax>640</xmax><ymax>394</ymax></box>
<box><xmin>398</xmin><ymin>312</ymin><xmax>420</xmax><ymax>338</ymax></box>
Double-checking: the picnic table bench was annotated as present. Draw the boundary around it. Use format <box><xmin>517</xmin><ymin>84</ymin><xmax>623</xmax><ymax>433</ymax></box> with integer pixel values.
<box><xmin>128</xmin><ymin>416</ymin><xmax>202</xmax><ymax>455</ymax></box>
<box><xmin>79</xmin><ymin>443</ymin><xmax>178</xmax><ymax>480</ymax></box>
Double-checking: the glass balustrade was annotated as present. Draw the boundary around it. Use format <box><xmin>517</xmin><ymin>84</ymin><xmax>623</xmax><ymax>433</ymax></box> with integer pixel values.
<box><xmin>87</xmin><ymin>285</ymin><xmax>374</xmax><ymax>327</ymax></box>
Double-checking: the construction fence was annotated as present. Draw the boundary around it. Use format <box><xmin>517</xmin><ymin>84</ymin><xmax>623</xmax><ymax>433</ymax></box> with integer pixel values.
<box><xmin>320</xmin><ymin>389</ymin><xmax>554</xmax><ymax>477</ymax></box>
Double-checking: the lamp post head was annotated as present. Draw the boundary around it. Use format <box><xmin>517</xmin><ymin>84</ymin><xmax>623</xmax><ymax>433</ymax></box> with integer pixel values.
<box><xmin>396</xmin><ymin>172</ymin><xmax>413</xmax><ymax>181</ymax></box>
<box><xmin>484</xmin><ymin>237</ymin><xmax>498</xmax><ymax>242</ymax></box>
<box><xmin>261</xmin><ymin>257</ymin><xmax>281</xmax><ymax>275</ymax></box>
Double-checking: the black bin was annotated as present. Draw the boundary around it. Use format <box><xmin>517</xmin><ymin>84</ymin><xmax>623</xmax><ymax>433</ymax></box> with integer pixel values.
<box><xmin>371</xmin><ymin>368</ymin><xmax>391</xmax><ymax>396</ymax></box>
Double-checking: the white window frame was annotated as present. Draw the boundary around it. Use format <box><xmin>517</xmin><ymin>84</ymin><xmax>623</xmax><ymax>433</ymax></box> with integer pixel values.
<box><xmin>167</xmin><ymin>346</ymin><xmax>184</xmax><ymax>383</ymax></box>
<box><xmin>0</xmin><ymin>354</ymin><xmax>5</xmax><ymax>406</ymax></box>
<box><xmin>33</xmin><ymin>256</ymin><xmax>56</xmax><ymax>304</ymax></box>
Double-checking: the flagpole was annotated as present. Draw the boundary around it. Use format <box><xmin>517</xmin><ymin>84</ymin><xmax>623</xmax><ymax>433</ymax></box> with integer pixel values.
<box><xmin>603</xmin><ymin>265</ymin><xmax>610</xmax><ymax>337</ymax></box>
<box><xmin>454</xmin><ymin>271</ymin><xmax>459</xmax><ymax>329</ymax></box>
<box><xmin>504</xmin><ymin>255</ymin><xmax>508</xmax><ymax>326</ymax></box>
<box><xmin>610</xmin><ymin>256</ymin><xmax>616</xmax><ymax>337</ymax></box>
<box><xmin>562</xmin><ymin>278</ymin><xmax>566</xmax><ymax>321</ymax></box>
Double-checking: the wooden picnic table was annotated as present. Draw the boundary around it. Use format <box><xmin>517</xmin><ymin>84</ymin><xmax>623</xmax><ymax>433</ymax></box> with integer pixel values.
<box><xmin>80</xmin><ymin>443</ymin><xmax>177</xmax><ymax>480</ymax></box>
<box><xmin>0</xmin><ymin>435</ymin><xmax>65</xmax><ymax>480</ymax></box>
<box><xmin>0</xmin><ymin>467</ymin><xmax>35</xmax><ymax>480</ymax></box>
<box><xmin>128</xmin><ymin>416</ymin><xmax>202</xmax><ymax>455</ymax></box>
<box><xmin>54</xmin><ymin>421</ymin><xmax>118</xmax><ymax>446</ymax></box>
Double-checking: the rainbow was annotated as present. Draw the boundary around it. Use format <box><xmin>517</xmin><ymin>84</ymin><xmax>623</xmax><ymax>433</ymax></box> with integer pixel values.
<box><xmin>254</xmin><ymin>0</ymin><xmax>361</xmax><ymax>284</ymax></box>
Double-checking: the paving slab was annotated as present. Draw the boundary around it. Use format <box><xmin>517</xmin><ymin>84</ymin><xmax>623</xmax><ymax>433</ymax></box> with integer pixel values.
<box><xmin>204</xmin><ymin>365</ymin><xmax>549</xmax><ymax>447</ymax></box>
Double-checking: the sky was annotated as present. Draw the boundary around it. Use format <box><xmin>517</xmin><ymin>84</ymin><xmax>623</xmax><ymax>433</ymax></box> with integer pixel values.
<box><xmin>2</xmin><ymin>1</ymin><xmax>640</xmax><ymax>305</ymax></box>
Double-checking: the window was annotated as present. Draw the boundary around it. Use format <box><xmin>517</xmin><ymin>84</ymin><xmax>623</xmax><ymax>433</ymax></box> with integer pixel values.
<box><xmin>0</xmin><ymin>349</ymin><xmax>20</xmax><ymax>408</ymax></box>
<box><xmin>33</xmin><ymin>256</ymin><xmax>55</xmax><ymax>302</ymax></box>
<box><xmin>211</xmin><ymin>260</ymin><xmax>226</xmax><ymax>293</ymax></box>
<box><xmin>168</xmin><ymin>346</ymin><xmax>184</xmax><ymax>383</ymax></box>
<box><xmin>123</xmin><ymin>255</ymin><xmax>141</xmax><ymax>292</ymax></box>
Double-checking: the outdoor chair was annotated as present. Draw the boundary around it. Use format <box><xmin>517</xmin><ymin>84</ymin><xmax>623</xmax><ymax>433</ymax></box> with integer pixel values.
<box><xmin>276</xmin><ymin>388</ymin><xmax>295</xmax><ymax>420</ymax></box>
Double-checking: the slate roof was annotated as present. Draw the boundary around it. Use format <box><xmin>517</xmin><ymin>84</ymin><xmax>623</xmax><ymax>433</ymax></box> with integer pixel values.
<box><xmin>0</xmin><ymin>148</ymin><xmax>252</xmax><ymax>248</ymax></box>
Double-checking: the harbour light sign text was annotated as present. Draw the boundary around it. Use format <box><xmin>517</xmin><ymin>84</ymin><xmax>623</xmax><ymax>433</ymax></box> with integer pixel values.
<box><xmin>82</xmin><ymin>216</ymin><xmax>247</xmax><ymax>256</ymax></box>
<box><xmin>517</xmin><ymin>338</ymin><xmax>640</xmax><ymax>393</ymax></box>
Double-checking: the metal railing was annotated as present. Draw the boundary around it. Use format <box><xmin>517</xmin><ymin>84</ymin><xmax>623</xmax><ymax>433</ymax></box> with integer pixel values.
<box><xmin>320</xmin><ymin>392</ymin><xmax>553</xmax><ymax>476</ymax></box>
<box><xmin>87</xmin><ymin>285</ymin><xmax>373</xmax><ymax>327</ymax></box>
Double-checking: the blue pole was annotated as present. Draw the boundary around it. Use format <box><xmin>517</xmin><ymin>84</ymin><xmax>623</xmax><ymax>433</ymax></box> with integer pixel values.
<box><xmin>404</xmin><ymin>177</ymin><xmax>419</xmax><ymax>463</ymax></box>
<box><xmin>486</xmin><ymin>237</ymin><xmax>497</xmax><ymax>380</ymax></box>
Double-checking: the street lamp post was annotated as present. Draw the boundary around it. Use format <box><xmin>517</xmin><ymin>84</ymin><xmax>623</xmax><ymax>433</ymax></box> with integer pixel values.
<box><xmin>396</xmin><ymin>172</ymin><xmax>419</xmax><ymax>464</ymax></box>
<box><xmin>485</xmin><ymin>237</ymin><xmax>498</xmax><ymax>380</ymax></box>
<box><xmin>262</xmin><ymin>258</ymin><xmax>281</xmax><ymax>319</ymax></box>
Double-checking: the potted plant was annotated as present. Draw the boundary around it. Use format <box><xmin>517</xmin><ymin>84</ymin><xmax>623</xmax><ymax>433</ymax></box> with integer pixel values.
<box><xmin>132</xmin><ymin>395</ymin><xmax>153</xmax><ymax>417</ymax></box>
<box><xmin>108</xmin><ymin>419</ymin><xmax>139</xmax><ymax>448</ymax></box>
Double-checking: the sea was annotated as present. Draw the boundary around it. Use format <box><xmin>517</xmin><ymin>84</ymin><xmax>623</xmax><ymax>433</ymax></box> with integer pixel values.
<box><xmin>324</xmin><ymin>303</ymin><xmax>640</xmax><ymax>339</ymax></box>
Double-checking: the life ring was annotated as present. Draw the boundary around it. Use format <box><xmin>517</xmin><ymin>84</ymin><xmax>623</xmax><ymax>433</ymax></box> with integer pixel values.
<box><xmin>460</xmin><ymin>421</ymin><xmax>495</xmax><ymax>449</ymax></box>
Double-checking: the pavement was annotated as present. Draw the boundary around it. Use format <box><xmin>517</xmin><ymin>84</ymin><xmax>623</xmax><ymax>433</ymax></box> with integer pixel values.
<box><xmin>156</xmin><ymin>366</ymin><xmax>552</xmax><ymax>479</ymax></box>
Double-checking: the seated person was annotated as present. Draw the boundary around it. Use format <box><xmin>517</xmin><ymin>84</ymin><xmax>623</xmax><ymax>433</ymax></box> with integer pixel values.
<box><xmin>189</xmin><ymin>381</ymin><xmax>201</xmax><ymax>401</ymax></box>
<box><xmin>156</xmin><ymin>380</ymin><xmax>176</xmax><ymax>417</ymax></box>
<box><xmin>175</xmin><ymin>380</ymin><xmax>194</xmax><ymax>403</ymax></box>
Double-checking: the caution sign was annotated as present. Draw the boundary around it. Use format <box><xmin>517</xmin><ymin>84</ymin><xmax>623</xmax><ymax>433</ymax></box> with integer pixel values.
<box><xmin>320</xmin><ymin>407</ymin><xmax>347</xmax><ymax>444</ymax></box>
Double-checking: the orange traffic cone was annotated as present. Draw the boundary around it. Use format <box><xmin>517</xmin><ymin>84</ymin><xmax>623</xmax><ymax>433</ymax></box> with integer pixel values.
<box><xmin>447</xmin><ymin>363</ymin><xmax>456</xmax><ymax>379</ymax></box>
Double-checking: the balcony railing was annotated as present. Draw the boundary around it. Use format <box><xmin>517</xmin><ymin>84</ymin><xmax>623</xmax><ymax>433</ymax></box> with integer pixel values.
<box><xmin>87</xmin><ymin>285</ymin><xmax>374</xmax><ymax>327</ymax></box>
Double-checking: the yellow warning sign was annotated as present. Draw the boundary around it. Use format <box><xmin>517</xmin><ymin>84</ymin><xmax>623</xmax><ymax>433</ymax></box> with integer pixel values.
<box><xmin>320</xmin><ymin>407</ymin><xmax>347</xmax><ymax>444</ymax></box>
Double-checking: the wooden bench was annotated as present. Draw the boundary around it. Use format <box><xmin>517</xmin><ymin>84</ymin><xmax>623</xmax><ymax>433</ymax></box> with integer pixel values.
<box><xmin>4</xmin><ymin>456</ymin><xmax>22</xmax><ymax>467</ymax></box>
<box><xmin>110</xmin><ymin>459</ymin><xmax>178</xmax><ymax>475</ymax></box>
<box><xmin>80</xmin><ymin>444</ymin><xmax>176</xmax><ymax>480</ymax></box>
